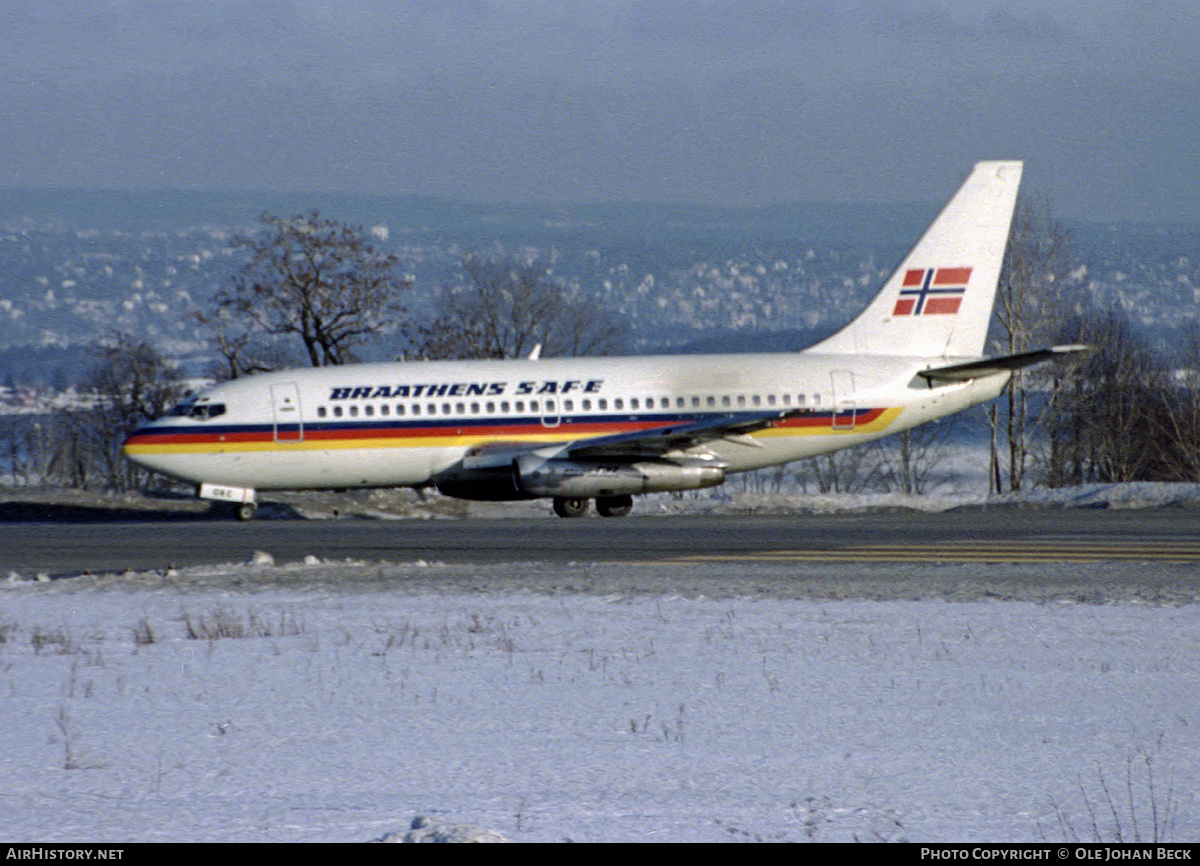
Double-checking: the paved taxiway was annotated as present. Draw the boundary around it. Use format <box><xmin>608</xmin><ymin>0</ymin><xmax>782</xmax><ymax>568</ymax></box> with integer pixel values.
<box><xmin>5</xmin><ymin>507</ymin><xmax>1200</xmax><ymax>575</ymax></box>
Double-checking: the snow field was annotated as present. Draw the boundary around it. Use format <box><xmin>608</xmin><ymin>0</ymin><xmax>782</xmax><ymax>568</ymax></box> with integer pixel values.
<box><xmin>1</xmin><ymin>578</ymin><xmax>1198</xmax><ymax>843</ymax></box>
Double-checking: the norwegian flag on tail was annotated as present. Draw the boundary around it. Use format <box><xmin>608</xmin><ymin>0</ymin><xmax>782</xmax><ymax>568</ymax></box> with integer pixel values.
<box><xmin>893</xmin><ymin>267</ymin><xmax>972</xmax><ymax>316</ymax></box>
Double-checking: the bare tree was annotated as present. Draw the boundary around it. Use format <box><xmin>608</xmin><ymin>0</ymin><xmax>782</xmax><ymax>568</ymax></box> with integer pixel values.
<box><xmin>89</xmin><ymin>338</ymin><xmax>189</xmax><ymax>490</ymax></box>
<box><xmin>36</xmin><ymin>337</ymin><xmax>188</xmax><ymax>491</ymax></box>
<box><xmin>988</xmin><ymin>194</ymin><xmax>1084</xmax><ymax>492</ymax></box>
<box><xmin>417</xmin><ymin>256</ymin><xmax>626</xmax><ymax>360</ymax></box>
<box><xmin>208</xmin><ymin>211</ymin><xmax>411</xmax><ymax>373</ymax></box>
<box><xmin>794</xmin><ymin>444</ymin><xmax>887</xmax><ymax>495</ymax></box>
<box><xmin>1161</xmin><ymin>324</ymin><xmax>1200</xmax><ymax>481</ymax></box>
<box><xmin>1044</xmin><ymin>311</ymin><xmax>1174</xmax><ymax>484</ymax></box>
<box><xmin>876</xmin><ymin>419</ymin><xmax>957</xmax><ymax>495</ymax></box>
<box><xmin>192</xmin><ymin>304</ymin><xmax>301</xmax><ymax>381</ymax></box>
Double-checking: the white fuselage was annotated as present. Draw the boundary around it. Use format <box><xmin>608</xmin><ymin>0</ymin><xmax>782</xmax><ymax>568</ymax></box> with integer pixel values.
<box><xmin>124</xmin><ymin>350</ymin><xmax>1007</xmax><ymax>491</ymax></box>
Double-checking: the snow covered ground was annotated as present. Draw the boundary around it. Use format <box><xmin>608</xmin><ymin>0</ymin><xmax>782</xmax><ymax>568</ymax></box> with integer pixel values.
<box><xmin>2</xmin><ymin>478</ymin><xmax>1199</xmax><ymax>843</ymax></box>
<box><xmin>2</xmin><ymin>553</ymin><xmax>1198</xmax><ymax>842</ymax></box>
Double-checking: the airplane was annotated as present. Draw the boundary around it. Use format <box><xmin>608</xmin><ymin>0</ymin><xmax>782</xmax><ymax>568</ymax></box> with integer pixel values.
<box><xmin>124</xmin><ymin>160</ymin><xmax>1081</xmax><ymax>519</ymax></box>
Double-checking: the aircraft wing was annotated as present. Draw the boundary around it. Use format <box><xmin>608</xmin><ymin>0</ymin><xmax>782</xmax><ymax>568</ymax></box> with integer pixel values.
<box><xmin>462</xmin><ymin>410</ymin><xmax>796</xmax><ymax>469</ymax></box>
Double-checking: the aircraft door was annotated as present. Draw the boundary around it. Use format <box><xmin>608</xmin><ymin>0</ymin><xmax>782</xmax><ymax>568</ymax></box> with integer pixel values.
<box><xmin>270</xmin><ymin>383</ymin><xmax>304</xmax><ymax>442</ymax></box>
<box><xmin>830</xmin><ymin>370</ymin><xmax>856</xmax><ymax>430</ymax></box>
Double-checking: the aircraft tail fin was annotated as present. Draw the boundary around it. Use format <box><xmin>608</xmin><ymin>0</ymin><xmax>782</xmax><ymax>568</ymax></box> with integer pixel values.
<box><xmin>809</xmin><ymin>160</ymin><xmax>1023</xmax><ymax>359</ymax></box>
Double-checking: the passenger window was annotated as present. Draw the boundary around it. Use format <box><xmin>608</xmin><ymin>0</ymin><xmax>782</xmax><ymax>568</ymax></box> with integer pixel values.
<box><xmin>333</xmin><ymin>406</ymin><xmax>343</xmax><ymax>418</ymax></box>
<box><xmin>317</xmin><ymin>406</ymin><xmax>327</xmax><ymax>418</ymax></box>
<box><xmin>364</xmin><ymin>404</ymin><xmax>374</xmax><ymax>417</ymax></box>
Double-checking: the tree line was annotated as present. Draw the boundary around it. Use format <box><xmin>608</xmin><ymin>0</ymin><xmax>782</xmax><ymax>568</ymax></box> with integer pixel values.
<box><xmin>987</xmin><ymin>198</ymin><xmax>1200</xmax><ymax>492</ymax></box>
<box><xmin>196</xmin><ymin>211</ymin><xmax>625</xmax><ymax>376</ymax></box>
<box><xmin>3</xmin><ymin>211</ymin><xmax>628</xmax><ymax>492</ymax></box>
<box><xmin>4</xmin><ymin>204</ymin><xmax>1198</xmax><ymax>495</ymax></box>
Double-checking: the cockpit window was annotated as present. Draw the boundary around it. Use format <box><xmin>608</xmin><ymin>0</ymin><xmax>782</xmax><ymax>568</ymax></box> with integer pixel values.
<box><xmin>193</xmin><ymin>403</ymin><xmax>226</xmax><ymax>420</ymax></box>
<box><xmin>167</xmin><ymin>401</ymin><xmax>226</xmax><ymax>420</ymax></box>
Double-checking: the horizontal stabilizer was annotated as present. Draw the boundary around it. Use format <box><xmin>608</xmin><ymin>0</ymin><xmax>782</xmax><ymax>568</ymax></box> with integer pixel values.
<box><xmin>918</xmin><ymin>345</ymin><xmax>1089</xmax><ymax>383</ymax></box>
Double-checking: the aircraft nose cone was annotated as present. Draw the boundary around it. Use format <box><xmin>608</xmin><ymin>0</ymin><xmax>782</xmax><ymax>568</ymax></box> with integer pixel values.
<box><xmin>123</xmin><ymin>424</ymin><xmax>147</xmax><ymax>450</ymax></box>
<box><xmin>122</xmin><ymin>423</ymin><xmax>161</xmax><ymax>468</ymax></box>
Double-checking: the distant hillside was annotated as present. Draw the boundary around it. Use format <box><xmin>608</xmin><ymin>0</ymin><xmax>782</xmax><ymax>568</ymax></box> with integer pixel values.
<box><xmin>0</xmin><ymin>188</ymin><xmax>1197</xmax><ymax>387</ymax></box>
<box><xmin>0</xmin><ymin>186</ymin><xmax>938</xmax><ymax>249</ymax></box>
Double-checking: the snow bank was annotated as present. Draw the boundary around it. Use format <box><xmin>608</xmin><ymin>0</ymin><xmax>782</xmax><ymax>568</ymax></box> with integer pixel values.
<box><xmin>6</xmin><ymin>478</ymin><xmax>1200</xmax><ymax>523</ymax></box>
<box><xmin>1</xmin><ymin>583</ymin><xmax>1196</xmax><ymax>843</ymax></box>
<box><xmin>636</xmin><ymin>481</ymin><xmax>1200</xmax><ymax>517</ymax></box>
<box><xmin>370</xmin><ymin>815</ymin><xmax>509</xmax><ymax>843</ymax></box>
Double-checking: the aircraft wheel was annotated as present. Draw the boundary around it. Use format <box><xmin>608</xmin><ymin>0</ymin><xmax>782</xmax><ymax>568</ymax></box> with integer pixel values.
<box><xmin>235</xmin><ymin>502</ymin><xmax>258</xmax><ymax>522</ymax></box>
<box><xmin>596</xmin><ymin>494</ymin><xmax>633</xmax><ymax>517</ymax></box>
<box><xmin>552</xmin><ymin>496</ymin><xmax>590</xmax><ymax>518</ymax></box>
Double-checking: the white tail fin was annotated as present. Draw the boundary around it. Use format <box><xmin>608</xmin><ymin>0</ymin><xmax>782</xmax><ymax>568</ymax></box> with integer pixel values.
<box><xmin>809</xmin><ymin>160</ymin><xmax>1023</xmax><ymax>359</ymax></box>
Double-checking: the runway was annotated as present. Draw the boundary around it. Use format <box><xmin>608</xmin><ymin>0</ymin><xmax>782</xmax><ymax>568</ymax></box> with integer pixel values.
<box><xmin>673</xmin><ymin>536</ymin><xmax>1200</xmax><ymax>564</ymax></box>
<box><xmin>5</xmin><ymin>506</ymin><xmax>1200</xmax><ymax>577</ymax></box>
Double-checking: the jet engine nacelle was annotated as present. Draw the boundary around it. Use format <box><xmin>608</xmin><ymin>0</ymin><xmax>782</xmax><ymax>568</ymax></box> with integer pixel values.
<box><xmin>515</xmin><ymin>455</ymin><xmax>725</xmax><ymax>498</ymax></box>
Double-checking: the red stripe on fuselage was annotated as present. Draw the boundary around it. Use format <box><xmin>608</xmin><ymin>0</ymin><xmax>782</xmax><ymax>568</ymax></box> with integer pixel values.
<box><xmin>126</xmin><ymin>409</ymin><xmax>886</xmax><ymax>449</ymax></box>
<box><xmin>126</xmin><ymin>418</ymin><xmax>678</xmax><ymax>447</ymax></box>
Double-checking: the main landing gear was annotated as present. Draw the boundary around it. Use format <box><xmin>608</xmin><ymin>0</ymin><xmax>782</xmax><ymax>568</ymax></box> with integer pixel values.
<box><xmin>552</xmin><ymin>494</ymin><xmax>634</xmax><ymax>518</ymax></box>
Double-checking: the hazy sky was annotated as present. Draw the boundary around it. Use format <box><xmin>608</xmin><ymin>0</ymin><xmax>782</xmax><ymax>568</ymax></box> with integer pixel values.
<box><xmin>3</xmin><ymin>0</ymin><xmax>1198</xmax><ymax>221</ymax></box>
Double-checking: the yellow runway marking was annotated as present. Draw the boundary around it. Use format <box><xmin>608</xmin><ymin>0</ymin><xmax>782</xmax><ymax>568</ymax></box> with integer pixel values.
<box><xmin>672</xmin><ymin>538</ymin><xmax>1200</xmax><ymax>564</ymax></box>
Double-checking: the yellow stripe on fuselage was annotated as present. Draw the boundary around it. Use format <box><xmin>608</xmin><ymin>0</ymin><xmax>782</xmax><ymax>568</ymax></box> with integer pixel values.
<box><xmin>124</xmin><ymin>407</ymin><xmax>904</xmax><ymax>458</ymax></box>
